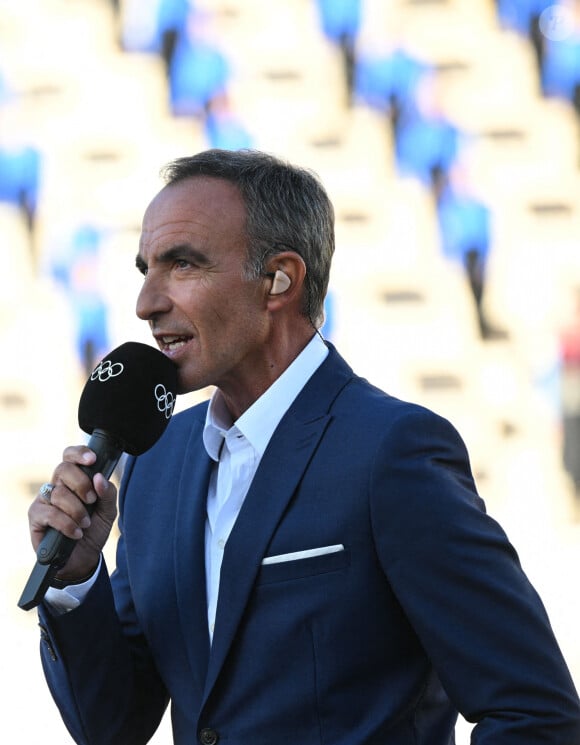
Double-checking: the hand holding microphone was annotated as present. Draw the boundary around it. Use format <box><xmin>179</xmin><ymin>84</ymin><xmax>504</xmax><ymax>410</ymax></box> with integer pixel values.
<box><xmin>28</xmin><ymin>446</ymin><xmax>119</xmax><ymax>590</ymax></box>
<box><xmin>19</xmin><ymin>342</ymin><xmax>178</xmax><ymax>610</ymax></box>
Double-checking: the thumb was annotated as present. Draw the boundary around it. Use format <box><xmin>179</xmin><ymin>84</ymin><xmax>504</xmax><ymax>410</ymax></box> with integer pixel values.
<box><xmin>93</xmin><ymin>472</ymin><xmax>118</xmax><ymax>522</ymax></box>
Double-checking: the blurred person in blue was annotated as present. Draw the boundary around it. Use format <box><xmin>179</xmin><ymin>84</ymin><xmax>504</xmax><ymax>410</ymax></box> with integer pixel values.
<box><xmin>495</xmin><ymin>0</ymin><xmax>553</xmax><ymax>65</ymax></box>
<box><xmin>354</xmin><ymin>42</ymin><xmax>430</xmax><ymax>138</ymax></box>
<box><xmin>314</xmin><ymin>0</ymin><xmax>362</xmax><ymax>104</ymax></box>
<box><xmin>0</xmin><ymin>144</ymin><xmax>41</xmax><ymax>244</ymax></box>
<box><xmin>495</xmin><ymin>0</ymin><xmax>553</xmax><ymax>38</ymax></box>
<box><xmin>48</xmin><ymin>223</ymin><xmax>111</xmax><ymax>377</ymax></box>
<box><xmin>203</xmin><ymin>99</ymin><xmax>254</xmax><ymax>151</ymax></box>
<box><xmin>392</xmin><ymin>72</ymin><xmax>462</xmax><ymax>198</ymax></box>
<box><xmin>27</xmin><ymin>149</ymin><xmax>580</xmax><ymax>745</ymax></box>
<box><xmin>540</xmin><ymin>8</ymin><xmax>580</xmax><ymax>122</ymax></box>
<box><xmin>167</xmin><ymin>7</ymin><xmax>230</xmax><ymax>120</ymax></box>
<box><xmin>435</xmin><ymin>163</ymin><xmax>505</xmax><ymax>340</ymax></box>
<box><xmin>120</xmin><ymin>0</ymin><xmax>191</xmax><ymax>66</ymax></box>
<box><xmin>120</xmin><ymin>1</ymin><xmax>228</xmax><ymax>118</ymax></box>
<box><xmin>0</xmin><ymin>73</ymin><xmax>42</xmax><ymax>250</ymax></box>
<box><xmin>155</xmin><ymin>0</ymin><xmax>193</xmax><ymax>75</ymax></box>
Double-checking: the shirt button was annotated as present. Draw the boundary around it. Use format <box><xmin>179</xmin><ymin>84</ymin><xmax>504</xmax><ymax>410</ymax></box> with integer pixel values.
<box><xmin>199</xmin><ymin>727</ymin><xmax>219</xmax><ymax>745</ymax></box>
<box><xmin>217</xmin><ymin>539</ymin><xmax>225</xmax><ymax>549</ymax></box>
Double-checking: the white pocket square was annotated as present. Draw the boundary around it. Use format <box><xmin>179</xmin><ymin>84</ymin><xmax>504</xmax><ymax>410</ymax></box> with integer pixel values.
<box><xmin>262</xmin><ymin>544</ymin><xmax>344</xmax><ymax>565</ymax></box>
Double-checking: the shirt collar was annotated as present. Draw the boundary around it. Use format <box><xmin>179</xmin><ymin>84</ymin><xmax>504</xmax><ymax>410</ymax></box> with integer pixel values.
<box><xmin>203</xmin><ymin>333</ymin><xmax>328</xmax><ymax>461</ymax></box>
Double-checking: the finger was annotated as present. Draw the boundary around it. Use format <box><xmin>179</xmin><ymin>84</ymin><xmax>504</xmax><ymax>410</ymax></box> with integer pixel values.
<box><xmin>28</xmin><ymin>497</ymin><xmax>86</xmax><ymax>546</ymax></box>
<box><xmin>93</xmin><ymin>472</ymin><xmax>116</xmax><ymax>500</ymax></box>
<box><xmin>52</xmin><ymin>460</ymin><xmax>98</xmax><ymax>507</ymax></box>
<box><xmin>32</xmin><ymin>462</ymin><xmax>96</xmax><ymax>537</ymax></box>
<box><xmin>62</xmin><ymin>445</ymin><xmax>97</xmax><ymax>467</ymax></box>
<box><xmin>92</xmin><ymin>473</ymin><xmax>118</xmax><ymax>521</ymax></box>
<box><xmin>47</xmin><ymin>481</ymin><xmax>94</xmax><ymax>525</ymax></box>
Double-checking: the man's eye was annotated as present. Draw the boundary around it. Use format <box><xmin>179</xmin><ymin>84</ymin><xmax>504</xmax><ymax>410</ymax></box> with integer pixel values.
<box><xmin>174</xmin><ymin>258</ymin><xmax>201</xmax><ymax>271</ymax></box>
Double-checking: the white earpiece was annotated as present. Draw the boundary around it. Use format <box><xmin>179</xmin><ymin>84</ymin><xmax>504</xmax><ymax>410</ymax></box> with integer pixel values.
<box><xmin>269</xmin><ymin>270</ymin><xmax>291</xmax><ymax>295</ymax></box>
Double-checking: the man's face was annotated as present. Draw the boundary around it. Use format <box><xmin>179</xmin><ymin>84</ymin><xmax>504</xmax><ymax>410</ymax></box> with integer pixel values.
<box><xmin>136</xmin><ymin>176</ymin><xmax>269</xmax><ymax>397</ymax></box>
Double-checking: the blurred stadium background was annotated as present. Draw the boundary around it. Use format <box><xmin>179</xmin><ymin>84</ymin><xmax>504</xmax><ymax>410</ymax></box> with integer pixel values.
<box><xmin>2</xmin><ymin>0</ymin><xmax>580</xmax><ymax>742</ymax></box>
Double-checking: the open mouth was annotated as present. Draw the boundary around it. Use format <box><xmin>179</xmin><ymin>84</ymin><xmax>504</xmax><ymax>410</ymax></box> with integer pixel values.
<box><xmin>159</xmin><ymin>335</ymin><xmax>192</xmax><ymax>352</ymax></box>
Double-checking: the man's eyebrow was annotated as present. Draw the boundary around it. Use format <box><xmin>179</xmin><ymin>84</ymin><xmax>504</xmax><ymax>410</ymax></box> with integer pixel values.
<box><xmin>135</xmin><ymin>245</ymin><xmax>212</xmax><ymax>273</ymax></box>
<box><xmin>135</xmin><ymin>253</ymin><xmax>147</xmax><ymax>274</ymax></box>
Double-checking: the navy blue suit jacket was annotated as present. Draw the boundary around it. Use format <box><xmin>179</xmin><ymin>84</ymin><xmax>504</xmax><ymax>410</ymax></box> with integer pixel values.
<box><xmin>39</xmin><ymin>345</ymin><xmax>580</xmax><ymax>744</ymax></box>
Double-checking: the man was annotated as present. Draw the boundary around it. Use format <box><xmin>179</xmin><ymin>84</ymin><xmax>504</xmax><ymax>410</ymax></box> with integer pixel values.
<box><xmin>28</xmin><ymin>149</ymin><xmax>580</xmax><ymax>744</ymax></box>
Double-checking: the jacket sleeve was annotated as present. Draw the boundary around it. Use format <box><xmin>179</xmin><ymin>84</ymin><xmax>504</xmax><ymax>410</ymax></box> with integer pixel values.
<box><xmin>370</xmin><ymin>406</ymin><xmax>580</xmax><ymax>744</ymax></box>
<box><xmin>37</xmin><ymin>469</ymin><xmax>169</xmax><ymax>745</ymax></box>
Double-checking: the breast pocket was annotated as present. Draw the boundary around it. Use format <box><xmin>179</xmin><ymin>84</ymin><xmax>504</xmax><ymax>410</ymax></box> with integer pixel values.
<box><xmin>256</xmin><ymin>546</ymin><xmax>350</xmax><ymax>585</ymax></box>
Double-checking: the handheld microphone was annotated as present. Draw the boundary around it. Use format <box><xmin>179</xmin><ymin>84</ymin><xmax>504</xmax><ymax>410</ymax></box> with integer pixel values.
<box><xmin>18</xmin><ymin>341</ymin><xmax>178</xmax><ymax>611</ymax></box>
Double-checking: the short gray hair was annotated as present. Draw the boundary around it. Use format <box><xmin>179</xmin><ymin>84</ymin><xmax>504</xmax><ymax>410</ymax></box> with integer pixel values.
<box><xmin>161</xmin><ymin>149</ymin><xmax>335</xmax><ymax>327</ymax></box>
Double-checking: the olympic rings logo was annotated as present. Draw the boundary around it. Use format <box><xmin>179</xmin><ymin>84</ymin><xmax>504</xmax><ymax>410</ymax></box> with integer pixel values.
<box><xmin>155</xmin><ymin>384</ymin><xmax>175</xmax><ymax>419</ymax></box>
<box><xmin>91</xmin><ymin>360</ymin><xmax>124</xmax><ymax>382</ymax></box>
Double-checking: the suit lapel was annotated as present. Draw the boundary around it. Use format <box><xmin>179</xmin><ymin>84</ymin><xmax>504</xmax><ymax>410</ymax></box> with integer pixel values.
<box><xmin>203</xmin><ymin>345</ymin><xmax>354</xmax><ymax>698</ymax></box>
<box><xmin>204</xmin><ymin>412</ymin><xmax>331</xmax><ymax>696</ymax></box>
<box><xmin>173</xmin><ymin>416</ymin><xmax>212</xmax><ymax>695</ymax></box>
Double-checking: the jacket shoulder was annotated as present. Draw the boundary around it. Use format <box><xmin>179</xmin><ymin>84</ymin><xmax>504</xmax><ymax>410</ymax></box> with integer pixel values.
<box><xmin>170</xmin><ymin>397</ymin><xmax>209</xmax><ymax>430</ymax></box>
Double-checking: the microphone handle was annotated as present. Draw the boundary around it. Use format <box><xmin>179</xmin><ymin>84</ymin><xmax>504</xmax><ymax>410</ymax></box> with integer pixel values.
<box><xmin>17</xmin><ymin>430</ymin><xmax>123</xmax><ymax>611</ymax></box>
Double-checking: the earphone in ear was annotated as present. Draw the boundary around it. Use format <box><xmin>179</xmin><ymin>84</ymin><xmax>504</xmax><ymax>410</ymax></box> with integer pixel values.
<box><xmin>267</xmin><ymin>269</ymin><xmax>291</xmax><ymax>295</ymax></box>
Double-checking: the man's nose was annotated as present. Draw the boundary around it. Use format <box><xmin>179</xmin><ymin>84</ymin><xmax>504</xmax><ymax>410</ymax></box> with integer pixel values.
<box><xmin>136</xmin><ymin>273</ymin><xmax>172</xmax><ymax>321</ymax></box>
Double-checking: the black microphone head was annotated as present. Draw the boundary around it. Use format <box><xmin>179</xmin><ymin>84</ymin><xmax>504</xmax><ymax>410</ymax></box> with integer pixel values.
<box><xmin>78</xmin><ymin>342</ymin><xmax>178</xmax><ymax>455</ymax></box>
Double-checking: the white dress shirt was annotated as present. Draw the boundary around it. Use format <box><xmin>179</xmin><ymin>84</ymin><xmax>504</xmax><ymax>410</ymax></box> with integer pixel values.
<box><xmin>202</xmin><ymin>333</ymin><xmax>328</xmax><ymax>640</ymax></box>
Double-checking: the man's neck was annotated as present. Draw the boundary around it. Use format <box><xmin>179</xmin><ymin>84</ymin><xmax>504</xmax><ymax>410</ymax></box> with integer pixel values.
<box><xmin>218</xmin><ymin>329</ymin><xmax>318</xmax><ymax>420</ymax></box>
